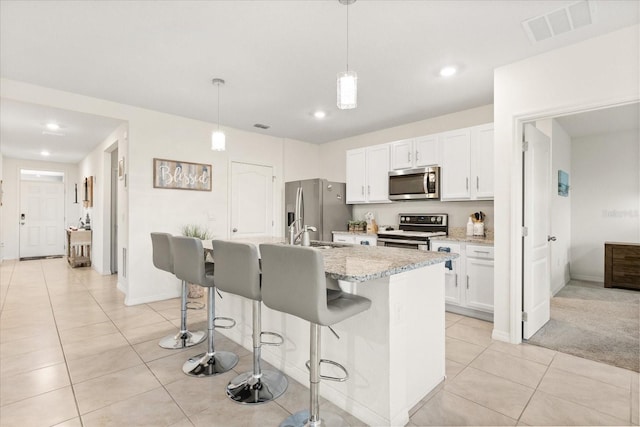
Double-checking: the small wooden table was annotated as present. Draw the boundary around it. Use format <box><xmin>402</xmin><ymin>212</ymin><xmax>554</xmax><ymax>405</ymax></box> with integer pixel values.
<box><xmin>605</xmin><ymin>242</ymin><xmax>640</xmax><ymax>290</ymax></box>
<box><xmin>66</xmin><ymin>229</ymin><xmax>92</xmax><ymax>267</ymax></box>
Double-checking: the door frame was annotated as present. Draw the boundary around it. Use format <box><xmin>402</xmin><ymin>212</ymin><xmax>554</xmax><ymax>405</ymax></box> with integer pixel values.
<box><xmin>18</xmin><ymin>168</ymin><xmax>66</xmax><ymax>259</ymax></box>
<box><xmin>509</xmin><ymin>99</ymin><xmax>639</xmax><ymax>344</ymax></box>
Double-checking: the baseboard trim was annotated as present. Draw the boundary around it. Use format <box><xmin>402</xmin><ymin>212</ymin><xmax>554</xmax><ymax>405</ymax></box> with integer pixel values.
<box><xmin>570</xmin><ymin>274</ymin><xmax>603</xmax><ymax>283</ymax></box>
<box><xmin>491</xmin><ymin>329</ymin><xmax>511</xmax><ymax>343</ymax></box>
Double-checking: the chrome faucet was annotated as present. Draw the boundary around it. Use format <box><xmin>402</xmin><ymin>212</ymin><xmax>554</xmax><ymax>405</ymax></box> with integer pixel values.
<box><xmin>289</xmin><ymin>222</ymin><xmax>317</xmax><ymax>246</ymax></box>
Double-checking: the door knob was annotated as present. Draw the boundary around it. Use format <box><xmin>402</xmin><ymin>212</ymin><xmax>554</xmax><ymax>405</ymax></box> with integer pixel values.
<box><xmin>232</xmin><ymin>228</ymin><xmax>238</xmax><ymax>233</ymax></box>
<box><xmin>547</xmin><ymin>236</ymin><xmax>557</xmax><ymax>242</ymax></box>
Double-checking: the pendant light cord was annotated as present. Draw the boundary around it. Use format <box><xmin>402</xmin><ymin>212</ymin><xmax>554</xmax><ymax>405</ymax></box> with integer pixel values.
<box><xmin>346</xmin><ymin>3</ymin><xmax>350</xmax><ymax>71</ymax></box>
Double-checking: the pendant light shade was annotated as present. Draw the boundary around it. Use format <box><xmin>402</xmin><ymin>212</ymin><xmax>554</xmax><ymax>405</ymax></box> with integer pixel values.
<box><xmin>337</xmin><ymin>70</ymin><xmax>357</xmax><ymax>109</ymax></box>
<box><xmin>337</xmin><ymin>0</ymin><xmax>357</xmax><ymax>110</ymax></box>
<box><xmin>211</xmin><ymin>130</ymin><xmax>225</xmax><ymax>151</ymax></box>
<box><xmin>211</xmin><ymin>78</ymin><xmax>226</xmax><ymax>151</ymax></box>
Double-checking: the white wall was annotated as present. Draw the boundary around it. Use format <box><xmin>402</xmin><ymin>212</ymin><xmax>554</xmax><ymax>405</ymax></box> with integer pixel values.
<box><xmin>77</xmin><ymin>123</ymin><xmax>128</xmax><ymax>281</ymax></box>
<box><xmin>570</xmin><ymin>129</ymin><xmax>639</xmax><ymax>281</ymax></box>
<box><xmin>536</xmin><ymin>119</ymin><xmax>572</xmax><ymax>295</ymax></box>
<box><xmin>1</xmin><ymin>157</ymin><xmax>80</xmax><ymax>259</ymax></box>
<box><xmin>494</xmin><ymin>25</ymin><xmax>639</xmax><ymax>342</ymax></box>
<box><xmin>1</xmin><ymin>78</ymin><xmax>321</xmax><ymax>305</ymax></box>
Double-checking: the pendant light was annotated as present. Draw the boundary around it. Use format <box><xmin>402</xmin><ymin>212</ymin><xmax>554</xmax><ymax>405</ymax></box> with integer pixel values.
<box><xmin>211</xmin><ymin>78</ymin><xmax>226</xmax><ymax>151</ymax></box>
<box><xmin>337</xmin><ymin>0</ymin><xmax>357</xmax><ymax>110</ymax></box>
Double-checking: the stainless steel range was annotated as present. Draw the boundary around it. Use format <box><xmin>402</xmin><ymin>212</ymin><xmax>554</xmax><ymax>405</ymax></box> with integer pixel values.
<box><xmin>377</xmin><ymin>214</ymin><xmax>448</xmax><ymax>251</ymax></box>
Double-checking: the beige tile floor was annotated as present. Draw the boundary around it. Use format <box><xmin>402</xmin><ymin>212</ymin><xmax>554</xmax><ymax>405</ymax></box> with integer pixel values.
<box><xmin>1</xmin><ymin>258</ymin><xmax>638</xmax><ymax>426</ymax></box>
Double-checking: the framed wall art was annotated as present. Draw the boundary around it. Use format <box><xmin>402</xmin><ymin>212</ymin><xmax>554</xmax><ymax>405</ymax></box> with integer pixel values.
<box><xmin>153</xmin><ymin>158</ymin><xmax>212</xmax><ymax>191</ymax></box>
<box><xmin>558</xmin><ymin>170</ymin><xmax>569</xmax><ymax>197</ymax></box>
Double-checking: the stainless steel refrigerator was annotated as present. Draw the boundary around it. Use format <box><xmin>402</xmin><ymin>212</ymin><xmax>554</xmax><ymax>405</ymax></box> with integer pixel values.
<box><xmin>285</xmin><ymin>179</ymin><xmax>352</xmax><ymax>242</ymax></box>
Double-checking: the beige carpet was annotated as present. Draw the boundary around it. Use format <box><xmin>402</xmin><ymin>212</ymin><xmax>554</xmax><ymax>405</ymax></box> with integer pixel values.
<box><xmin>527</xmin><ymin>280</ymin><xmax>639</xmax><ymax>372</ymax></box>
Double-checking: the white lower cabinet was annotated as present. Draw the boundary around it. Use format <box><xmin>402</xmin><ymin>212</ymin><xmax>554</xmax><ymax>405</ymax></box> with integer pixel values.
<box><xmin>332</xmin><ymin>233</ymin><xmax>377</xmax><ymax>246</ymax></box>
<box><xmin>431</xmin><ymin>240</ymin><xmax>494</xmax><ymax>319</ymax></box>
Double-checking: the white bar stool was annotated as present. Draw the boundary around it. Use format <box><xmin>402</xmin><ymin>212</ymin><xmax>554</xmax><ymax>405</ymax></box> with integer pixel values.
<box><xmin>171</xmin><ymin>236</ymin><xmax>238</xmax><ymax>377</ymax></box>
<box><xmin>260</xmin><ymin>243</ymin><xmax>372</xmax><ymax>427</ymax></box>
<box><xmin>212</xmin><ymin>239</ymin><xmax>288</xmax><ymax>404</ymax></box>
<box><xmin>150</xmin><ymin>232</ymin><xmax>205</xmax><ymax>349</ymax></box>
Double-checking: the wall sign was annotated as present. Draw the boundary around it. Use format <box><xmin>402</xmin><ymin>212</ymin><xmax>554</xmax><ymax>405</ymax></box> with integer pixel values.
<box><xmin>153</xmin><ymin>158</ymin><xmax>212</xmax><ymax>191</ymax></box>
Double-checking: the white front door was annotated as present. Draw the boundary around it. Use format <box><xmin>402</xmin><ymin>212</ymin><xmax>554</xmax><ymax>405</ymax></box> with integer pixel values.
<box><xmin>522</xmin><ymin>123</ymin><xmax>552</xmax><ymax>339</ymax></box>
<box><xmin>19</xmin><ymin>180</ymin><xmax>65</xmax><ymax>258</ymax></box>
<box><xmin>230</xmin><ymin>162</ymin><xmax>273</xmax><ymax>239</ymax></box>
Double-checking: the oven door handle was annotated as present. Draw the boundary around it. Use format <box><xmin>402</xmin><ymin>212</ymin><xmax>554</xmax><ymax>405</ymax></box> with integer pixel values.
<box><xmin>377</xmin><ymin>238</ymin><xmax>430</xmax><ymax>245</ymax></box>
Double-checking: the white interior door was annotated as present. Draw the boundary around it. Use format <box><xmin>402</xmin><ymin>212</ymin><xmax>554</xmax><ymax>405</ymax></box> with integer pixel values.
<box><xmin>230</xmin><ymin>162</ymin><xmax>273</xmax><ymax>239</ymax></box>
<box><xmin>20</xmin><ymin>180</ymin><xmax>65</xmax><ymax>258</ymax></box>
<box><xmin>522</xmin><ymin>123</ymin><xmax>552</xmax><ymax>339</ymax></box>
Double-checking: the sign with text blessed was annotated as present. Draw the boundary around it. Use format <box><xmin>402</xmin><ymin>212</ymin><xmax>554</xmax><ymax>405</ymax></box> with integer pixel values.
<box><xmin>153</xmin><ymin>158</ymin><xmax>212</xmax><ymax>191</ymax></box>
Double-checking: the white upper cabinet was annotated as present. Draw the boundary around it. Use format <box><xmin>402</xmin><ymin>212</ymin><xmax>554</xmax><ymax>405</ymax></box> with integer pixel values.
<box><xmin>346</xmin><ymin>144</ymin><xmax>391</xmax><ymax>204</ymax></box>
<box><xmin>471</xmin><ymin>123</ymin><xmax>494</xmax><ymax>199</ymax></box>
<box><xmin>390</xmin><ymin>135</ymin><xmax>439</xmax><ymax>170</ymax></box>
<box><xmin>440</xmin><ymin>128</ymin><xmax>472</xmax><ymax>200</ymax></box>
<box><xmin>346</xmin><ymin>148</ymin><xmax>367</xmax><ymax>203</ymax></box>
<box><xmin>390</xmin><ymin>139</ymin><xmax>413</xmax><ymax>170</ymax></box>
<box><xmin>441</xmin><ymin>123</ymin><xmax>494</xmax><ymax>201</ymax></box>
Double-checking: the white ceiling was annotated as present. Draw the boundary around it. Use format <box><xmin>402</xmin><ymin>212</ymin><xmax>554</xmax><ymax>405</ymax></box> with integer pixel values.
<box><xmin>555</xmin><ymin>103</ymin><xmax>639</xmax><ymax>138</ymax></box>
<box><xmin>1</xmin><ymin>0</ymin><xmax>638</xmax><ymax>163</ymax></box>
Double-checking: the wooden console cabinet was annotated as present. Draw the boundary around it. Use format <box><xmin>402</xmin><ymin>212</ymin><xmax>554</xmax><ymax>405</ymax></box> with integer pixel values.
<box><xmin>66</xmin><ymin>229</ymin><xmax>92</xmax><ymax>267</ymax></box>
<box><xmin>604</xmin><ymin>242</ymin><xmax>640</xmax><ymax>290</ymax></box>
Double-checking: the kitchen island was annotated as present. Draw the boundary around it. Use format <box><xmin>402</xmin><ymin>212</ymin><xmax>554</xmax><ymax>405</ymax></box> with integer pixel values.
<box><xmin>212</xmin><ymin>239</ymin><xmax>456</xmax><ymax>426</ymax></box>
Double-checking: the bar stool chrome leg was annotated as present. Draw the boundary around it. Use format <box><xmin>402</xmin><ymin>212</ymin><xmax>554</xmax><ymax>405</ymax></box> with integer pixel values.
<box><xmin>280</xmin><ymin>324</ymin><xmax>348</xmax><ymax>427</ymax></box>
<box><xmin>182</xmin><ymin>287</ymin><xmax>238</xmax><ymax>377</ymax></box>
<box><xmin>159</xmin><ymin>280</ymin><xmax>206</xmax><ymax>349</ymax></box>
<box><xmin>227</xmin><ymin>301</ymin><xmax>288</xmax><ymax>404</ymax></box>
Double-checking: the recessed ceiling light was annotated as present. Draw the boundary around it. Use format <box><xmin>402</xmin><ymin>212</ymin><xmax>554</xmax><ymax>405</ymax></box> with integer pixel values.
<box><xmin>46</xmin><ymin>123</ymin><xmax>60</xmax><ymax>131</ymax></box>
<box><xmin>314</xmin><ymin>111</ymin><xmax>326</xmax><ymax>119</ymax></box>
<box><xmin>439</xmin><ymin>66</ymin><xmax>457</xmax><ymax>77</ymax></box>
<box><xmin>41</xmin><ymin>150</ymin><xmax>50</xmax><ymax>156</ymax></box>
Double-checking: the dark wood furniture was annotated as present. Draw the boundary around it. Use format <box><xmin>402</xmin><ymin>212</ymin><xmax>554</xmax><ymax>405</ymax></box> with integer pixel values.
<box><xmin>605</xmin><ymin>242</ymin><xmax>640</xmax><ymax>290</ymax></box>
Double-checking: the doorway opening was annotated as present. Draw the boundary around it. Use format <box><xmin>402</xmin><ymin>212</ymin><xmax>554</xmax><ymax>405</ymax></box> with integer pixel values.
<box><xmin>19</xmin><ymin>169</ymin><xmax>65</xmax><ymax>260</ymax></box>
<box><xmin>521</xmin><ymin>103</ymin><xmax>639</xmax><ymax>372</ymax></box>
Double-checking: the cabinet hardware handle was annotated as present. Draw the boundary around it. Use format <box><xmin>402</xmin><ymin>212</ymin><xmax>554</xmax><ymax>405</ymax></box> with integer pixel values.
<box><xmin>416</xmin><ymin>151</ymin><xmax>419</xmax><ymax>161</ymax></box>
<box><xmin>466</xmin><ymin>178</ymin><xmax>469</xmax><ymax>190</ymax></box>
<box><xmin>361</xmin><ymin>186</ymin><xmax>364</xmax><ymax>196</ymax></box>
<box><xmin>476</xmin><ymin>176</ymin><xmax>479</xmax><ymax>190</ymax></box>
<box><xmin>547</xmin><ymin>236</ymin><xmax>557</xmax><ymax>242</ymax></box>
<box><xmin>474</xmin><ymin>250</ymin><xmax>490</xmax><ymax>254</ymax></box>
<box><xmin>408</xmin><ymin>152</ymin><xmax>411</xmax><ymax>162</ymax></box>
<box><xmin>466</xmin><ymin>275</ymin><xmax>469</xmax><ymax>289</ymax></box>
<box><xmin>455</xmin><ymin>274</ymin><xmax>458</xmax><ymax>287</ymax></box>
<box><xmin>232</xmin><ymin>228</ymin><xmax>238</xmax><ymax>233</ymax></box>
<box><xmin>367</xmin><ymin>185</ymin><xmax>371</xmax><ymax>195</ymax></box>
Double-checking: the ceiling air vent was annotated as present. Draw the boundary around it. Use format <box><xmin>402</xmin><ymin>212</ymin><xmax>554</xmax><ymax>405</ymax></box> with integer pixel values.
<box><xmin>522</xmin><ymin>0</ymin><xmax>596</xmax><ymax>43</ymax></box>
<box><xmin>253</xmin><ymin>123</ymin><xmax>270</xmax><ymax>129</ymax></box>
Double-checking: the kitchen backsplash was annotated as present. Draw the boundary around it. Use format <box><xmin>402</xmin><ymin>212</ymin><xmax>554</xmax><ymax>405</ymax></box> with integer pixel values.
<box><xmin>352</xmin><ymin>200</ymin><xmax>494</xmax><ymax>230</ymax></box>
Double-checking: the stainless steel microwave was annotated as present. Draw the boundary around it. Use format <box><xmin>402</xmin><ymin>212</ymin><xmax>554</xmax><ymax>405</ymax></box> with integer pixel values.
<box><xmin>388</xmin><ymin>166</ymin><xmax>440</xmax><ymax>200</ymax></box>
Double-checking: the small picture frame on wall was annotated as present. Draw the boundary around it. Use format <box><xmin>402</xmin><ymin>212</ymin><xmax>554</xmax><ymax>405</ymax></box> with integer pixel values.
<box><xmin>558</xmin><ymin>170</ymin><xmax>569</xmax><ymax>197</ymax></box>
<box><xmin>118</xmin><ymin>158</ymin><xmax>125</xmax><ymax>180</ymax></box>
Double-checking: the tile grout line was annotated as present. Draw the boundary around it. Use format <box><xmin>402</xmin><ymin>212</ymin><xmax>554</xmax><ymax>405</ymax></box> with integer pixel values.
<box><xmin>40</xmin><ymin>259</ymin><xmax>85</xmax><ymax>427</ymax></box>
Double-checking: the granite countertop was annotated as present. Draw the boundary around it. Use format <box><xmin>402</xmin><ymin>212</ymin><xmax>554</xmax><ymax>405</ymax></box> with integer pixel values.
<box><xmin>432</xmin><ymin>227</ymin><xmax>494</xmax><ymax>245</ymax></box>
<box><xmin>206</xmin><ymin>237</ymin><xmax>457</xmax><ymax>283</ymax></box>
<box><xmin>318</xmin><ymin>244</ymin><xmax>457</xmax><ymax>282</ymax></box>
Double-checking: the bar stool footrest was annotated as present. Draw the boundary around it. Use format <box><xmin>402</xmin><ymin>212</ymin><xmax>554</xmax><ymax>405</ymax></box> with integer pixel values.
<box><xmin>213</xmin><ymin>316</ymin><xmax>236</xmax><ymax>329</ymax></box>
<box><xmin>260</xmin><ymin>331</ymin><xmax>284</xmax><ymax>346</ymax></box>
<box><xmin>305</xmin><ymin>359</ymin><xmax>349</xmax><ymax>382</ymax></box>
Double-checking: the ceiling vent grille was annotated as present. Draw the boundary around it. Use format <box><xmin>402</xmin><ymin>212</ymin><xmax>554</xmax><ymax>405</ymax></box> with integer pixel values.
<box><xmin>522</xmin><ymin>0</ymin><xmax>596</xmax><ymax>43</ymax></box>
<box><xmin>253</xmin><ymin>123</ymin><xmax>270</xmax><ymax>129</ymax></box>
